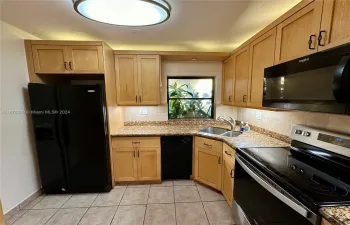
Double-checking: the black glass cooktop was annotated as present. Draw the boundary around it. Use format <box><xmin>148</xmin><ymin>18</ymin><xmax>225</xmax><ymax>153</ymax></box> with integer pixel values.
<box><xmin>238</xmin><ymin>140</ymin><xmax>350</xmax><ymax>208</ymax></box>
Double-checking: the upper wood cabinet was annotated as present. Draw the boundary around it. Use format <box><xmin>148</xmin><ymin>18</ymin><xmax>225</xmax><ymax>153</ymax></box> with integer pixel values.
<box><xmin>67</xmin><ymin>45</ymin><xmax>104</xmax><ymax>74</ymax></box>
<box><xmin>319</xmin><ymin>0</ymin><xmax>350</xmax><ymax>51</ymax></box>
<box><xmin>275</xmin><ymin>0</ymin><xmax>323</xmax><ymax>64</ymax></box>
<box><xmin>32</xmin><ymin>45</ymin><xmax>68</xmax><ymax>74</ymax></box>
<box><xmin>115</xmin><ymin>55</ymin><xmax>161</xmax><ymax>106</ymax></box>
<box><xmin>137</xmin><ymin>55</ymin><xmax>161</xmax><ymax>105</ymax></box>
<box><xmin>32</xmin><ymin>44</ymin><xmax>104</xmax><ymax>74</ymax></box>
<box><xmin>222</xmin><ymin>56</ymin><xmax>235</xmax><ymax>105</ymax></box>
<box><xmin>233</xmin><ymin>45</ymin><xmax>250</xmax><ymax>107</ymax></box>
<box><xmin>247</xmin><ymin>28</ymin><xmax>277</xmax><ymax>107</ymax></box>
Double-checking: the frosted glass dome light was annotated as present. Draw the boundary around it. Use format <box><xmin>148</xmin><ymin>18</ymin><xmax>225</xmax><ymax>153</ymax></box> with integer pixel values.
<box><xmin>73</xmin><ymin>0</ymin><xmax>171</xmax><ymax>26</ymax></box>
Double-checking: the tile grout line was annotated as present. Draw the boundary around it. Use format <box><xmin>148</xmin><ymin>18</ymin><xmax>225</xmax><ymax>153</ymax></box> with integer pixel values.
<box><xmin>196</xmin><ymin>184</ymin><xmax>211</xmax><ymax>225</ymax></box>
<box><xmin>142</xmin><ymin>185</ymin><xmax>151</xmax><ymax>225</ymax></box>
<box><xmin>172</xmin><ymin>185</ymin><xmax>178</xmax><ymax>225</ymax></box>
<box><xmin>109</xmin><ymin>186</ymin><xmax>128</xmax><ymax>225</ymax></box>
<box><xmin>44</xmin><ymin>194</ymin><xmax>73</xmax><ymax>225</ymax></box>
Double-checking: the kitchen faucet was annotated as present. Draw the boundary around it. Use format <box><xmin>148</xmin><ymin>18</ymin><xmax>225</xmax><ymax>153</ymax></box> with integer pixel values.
<box><xmin>216</xmin><ymin>116</ymin><xmax>236</xmax><ymax>131</ymax></box>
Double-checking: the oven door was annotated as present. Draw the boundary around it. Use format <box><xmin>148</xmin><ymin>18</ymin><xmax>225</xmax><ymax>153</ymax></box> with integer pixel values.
<box><xmin>263</xmin><ymin>44</ymin><xmax>350</xmax><ymax>114</ymax></box>
<box><xmin>233</xmin><ymin>154</ymin><xmax>320</xmax><ymax>225</ymax></box>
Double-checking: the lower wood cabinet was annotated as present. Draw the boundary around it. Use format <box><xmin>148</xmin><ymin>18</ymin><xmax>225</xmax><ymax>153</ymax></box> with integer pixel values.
<box><xmin>321</xmin><ymin>218</ymin><xmax>332</xmax><ymax>225</ymax></box>
<box><xmin>221</xmin><ymin>143</ymin><xmax>235</xmax><ymax>206</ymax></box>
<box><xmin>194</xmin><ymin>137</ymin><xmax>223</xmax><ymax>190</ymax></box>
<box><xmin>112</xmin><ymin>137</ymin><xmax>161</xmax><ymax>182</ymax></box>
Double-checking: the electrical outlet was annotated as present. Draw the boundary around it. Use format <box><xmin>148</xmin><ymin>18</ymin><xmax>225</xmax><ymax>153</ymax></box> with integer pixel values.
<box><xmin>140</xmin><ymin>108</ymin><xmax>148</xmax><ymax>115</ymax></box>
<box><xmin>256</xmin><ymin>111</ymin><xmax>262</xmax><ymax>121</ymax></box>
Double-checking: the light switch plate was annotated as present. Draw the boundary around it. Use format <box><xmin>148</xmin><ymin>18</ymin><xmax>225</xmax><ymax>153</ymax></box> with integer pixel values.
<box><xmin>256</xmin><ymin>111</ymin><xmax>262</xmax><ymax>121</ymax></box>
<box><xmin>140</xmin><ymin>108</ymin><xmax>148</xmax><ymax>115</ymax></box>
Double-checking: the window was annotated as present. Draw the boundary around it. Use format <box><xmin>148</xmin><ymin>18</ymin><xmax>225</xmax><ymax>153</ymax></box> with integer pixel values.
<box><xmin>167</xmin><ymin>77</ymin><xmax>215</xmax><ymax>119</ymax></box>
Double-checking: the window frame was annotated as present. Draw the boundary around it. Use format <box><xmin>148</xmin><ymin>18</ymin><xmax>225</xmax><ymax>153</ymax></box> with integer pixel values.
<box><xmin>167</xmin><ymin>76</ymin><xmax>215</xmax><ymax>120</ymax></box>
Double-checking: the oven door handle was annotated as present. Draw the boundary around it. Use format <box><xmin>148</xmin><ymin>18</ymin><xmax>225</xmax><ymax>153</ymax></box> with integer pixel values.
<box><xmin>236</xmin><ymin>155</ymin><xmax>311</xmax><ymax>219</ymax></box>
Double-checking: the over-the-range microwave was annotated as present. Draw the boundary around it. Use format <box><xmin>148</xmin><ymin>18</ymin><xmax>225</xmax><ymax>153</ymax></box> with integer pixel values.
<box><xmin>263</xmin><ymin>44</ymin><xmax>350</xmax><ymax>115</ymax></box>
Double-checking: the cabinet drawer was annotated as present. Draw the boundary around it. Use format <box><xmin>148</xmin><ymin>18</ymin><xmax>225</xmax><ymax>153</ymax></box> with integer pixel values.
<box><xmin>195</xmin><ymin>137</ymin><xmax>222</xmax><ymax>154</ymax></box>
<box><xmin>223</xmin><ymin>143</ymin><xmax>235</xmax><ymax>164</ymax></box>
<box><xmin>112</xmin><ymin>137</ymin><xmax>161</xmax><ymax>148</ymax></box>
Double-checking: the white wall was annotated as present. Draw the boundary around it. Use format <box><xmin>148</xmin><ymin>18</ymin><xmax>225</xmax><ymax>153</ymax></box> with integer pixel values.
<box><xmin>123</xmin><ymin>61</ymin><xmax>237</xmax><ymax>121</ymax></box>
<box><xmin>237</xmin><ymin>108</ymin><xmax>350</xmax><ymax>136</ymax></box>
<box><xmin>1</xmin><ymin>21</ymin><xmax>41</xmax><ymax>213</ymax></box>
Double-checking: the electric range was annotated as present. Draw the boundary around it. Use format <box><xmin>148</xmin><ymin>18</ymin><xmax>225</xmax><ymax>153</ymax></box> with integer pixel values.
<box><xmin>233</xmin><ymin>125</ymin><xmax>350</xmax><ymax>225</ymax></box>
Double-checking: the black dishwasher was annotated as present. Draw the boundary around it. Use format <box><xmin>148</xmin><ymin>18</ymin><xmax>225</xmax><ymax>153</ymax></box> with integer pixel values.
<box><xmin>161</xmin><ymin>136</ymin><xmax>193</xmax><ymax>180</ymax></box>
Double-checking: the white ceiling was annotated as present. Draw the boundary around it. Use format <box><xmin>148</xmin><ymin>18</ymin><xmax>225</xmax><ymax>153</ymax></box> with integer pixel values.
<box><xmin>1</xmin><ymin>0</ymin><xmax>301</xmax><ymax>52</ymax></box>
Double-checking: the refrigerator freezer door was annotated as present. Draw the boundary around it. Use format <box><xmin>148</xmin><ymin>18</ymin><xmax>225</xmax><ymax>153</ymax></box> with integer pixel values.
<box><xmin>28</xmin><ymin>83</ymin><xmax>68</xmax><ymax>193</ymax></box>
<box><xmin>58</xmin><ymin>85</ymin><xmax>111</xmax><ymax>192</ymax></box>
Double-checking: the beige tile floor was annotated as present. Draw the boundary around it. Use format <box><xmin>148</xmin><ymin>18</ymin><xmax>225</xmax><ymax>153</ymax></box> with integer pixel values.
<box><xmin>5</xmin><ymin>180</ymin><xmax>234</xmax><ymax>225</ymax></box>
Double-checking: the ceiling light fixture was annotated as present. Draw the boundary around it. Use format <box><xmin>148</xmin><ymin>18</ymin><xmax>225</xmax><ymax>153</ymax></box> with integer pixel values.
<box><xmin>73</xmin><ymin>0</ymin><xmax>171</xmax><ymax>26</ymax></box>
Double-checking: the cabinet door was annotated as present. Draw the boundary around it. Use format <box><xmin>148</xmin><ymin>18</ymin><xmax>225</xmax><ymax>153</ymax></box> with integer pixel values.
<box><xmin>137</xmin><ymin>147</ymin><xmax>161</xmax><ymax>181</ymax></box>
<box><xmin>247</xmin><ymin>28</ymin><xmax>276</xmax><ymax>107</ymax></box>
<box><xmin>32</xmin><ymin>45</ymin><xmax>68</xmax><ymax>74</ymax></box>
<box><xmin>114</xmin><ymin>147</ymin><xmax>138</xmax><ymax>182</ymax></box>
<box><xmin>275</xmin><ymin>1</ymin><xmax>323</xmax><ymax>63</ymax></box>
<box><xmin>67</xmin><ymin>45</ymin><xmax>104</xmax><ymax>74</ymax></box>
<box><xmin>319</xmin><ymin>0</ymin><xmax>350</xmax><ymax>51</ymax></box>
<box><xmin>137</xmin><ymin>55</ymin><xmax>160</xmax><ymax>105</ymax></box>
<box><xmin>195</xmin><ymin>147</ymin><xmax>222</xmax><ymax>190</ymax></box>
<box><xmin>115</xmin><ymin>55</ymin><xmax>139</xmax><ymax>105</ymax></box>
<box><xmin>222</xmin><ymin>56</ymin><xmax>235</xmax><ymax>105</ymax></box>
<box><xmin>233</xmin><ymin>46</ymin><xmax>250</xmax><ymax>107</ymax></box>
<box><xmin>222</xmin><ymin>156</ymin><xmax>234</xmax><ymax>207</ymax></box>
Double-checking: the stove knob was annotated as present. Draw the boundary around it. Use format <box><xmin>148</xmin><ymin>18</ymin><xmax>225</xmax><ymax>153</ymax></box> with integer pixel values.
<box><xmin>290</xmin><ymin>165</ymin><xmax>297</xmax><ymax>170</ymax></box>
<box><xmin>302</xmin><ymin>131</ymin><xmax>311</xmax><ymax>137</ymax></box>
<box><xmin>295</xmin><ymin>130</ymin><xmax>302</xmax><ymax>135</ymax></box>
<box><xmin>299</xmin><ymin>168</ymin><xmax>305</xmax><ymax>174</ymax></box>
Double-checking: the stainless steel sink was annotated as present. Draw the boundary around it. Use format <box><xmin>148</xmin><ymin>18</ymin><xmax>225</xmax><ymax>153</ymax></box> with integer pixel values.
<box><xmin>221</xmin><ymin>131</ymin><xmax>241</xmax><ymax>137</ymax></box>
<box><xmin>199</xmin><ymin>127</ymin><xmax>229</xmax><ymax>135</ymax></box>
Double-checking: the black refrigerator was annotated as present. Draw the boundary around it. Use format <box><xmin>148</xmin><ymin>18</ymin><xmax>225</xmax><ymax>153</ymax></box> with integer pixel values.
<box><xmin>28</xmin><ymin>83</ymin><xmax>112</xmax><ymax>194</ymax></box>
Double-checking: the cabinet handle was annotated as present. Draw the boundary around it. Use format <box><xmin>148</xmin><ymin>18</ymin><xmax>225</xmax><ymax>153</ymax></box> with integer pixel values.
<box><xmin>133</xmin><ymin>151</ymin><xmax>136</xmax><ymax>158</ymax></box>
<box><xmin>230</xmin><ymin>169</ymin><xmax>234</xmax><ymax>178</ymax></box>
<box><xmin>229</xmin><ymin>96</ymin><xmax>232</xmax><ymax>102</ymax></box>
<box><xmin>132</xmin><ymin>141</ymin><xmax>140</xmax><ymax>144</ymax></box>
<box><xmin>139</xmin><ymin>96</ymin><xmax>142</xmax><ymax>102</ymax></box>
<box><xmin>224</xmin><ymin>151</ymin><xmax>232</xmax><ymax>156</ymax></box>
<box><xmin>137</xmin><ymin>150</ymin><xmax>140</xmax><ymax>158</ymax></box>
<box><xmin>69</xmin><ymin>62</ymin><xmax>73</xmax><ymax>70</ymax></box>
<box><xmin>204</xmin><ymin>143</ymin><xmax>212</xmax><ymax>148</ymax></box>
<box><xmin>308</xmin><ymin>35</ymin><xmax>316</xmax><ymax>50</ymax></box>
<box><xmin>243</xmin><ymin>95</ymin><xmax>247</xmax><ymax>103</ymax></box>
<box><xmin>318</xmin><ymin>30</ymin><xmax>326</xmax><ymax>46</ymax></box>
<box><xmin>136</xmin><ymin>96</ymin><xmax>138</xmax><ymax>103</ymax></box>
<box><xmin>218</xmin><ymin>157</ymin><xmax>221</xmax><ymax>164</ymax></box>
<box><xmin>64</xmin><ymin>62</ymin><xmax>68</xmax><ymax>70</ymax></box>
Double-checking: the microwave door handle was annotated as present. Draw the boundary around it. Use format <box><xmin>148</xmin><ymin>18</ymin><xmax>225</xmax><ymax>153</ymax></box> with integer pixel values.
<box><xmin>333</xmin><ymin>55</ymin><xmax>350</xmax><ymax>103</ymax></box>
<box><xmin>235</xmin><ymin>156</ymin><xmax>310</xmax><ymax>219</ymax></box>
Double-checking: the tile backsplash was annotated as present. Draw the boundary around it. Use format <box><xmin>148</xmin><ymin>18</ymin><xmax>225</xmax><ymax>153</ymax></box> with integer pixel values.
<box><xmin>237</xmin><ymin>108</ymin><xmax>350</xmax><ymax>136</ymax></box>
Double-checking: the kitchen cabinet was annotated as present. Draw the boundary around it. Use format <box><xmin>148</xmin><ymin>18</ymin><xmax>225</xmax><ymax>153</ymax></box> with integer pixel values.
<box><xmin>112</xmin><ymin>137</ymin><xmax>161</xmax><ymax>182</ymax></box>
<box><xmin>222</xmin><ymin>56</ymin><xmax>235</xmax><ymax>105</ymax></box>
<box><xmin>247</xmin><ymin>28</ymin><xmax>276</xmax><ymax>107</ymax></box>
<box><xmin>32</xmin><ymin>44</ymin><xmax>104</xmax><ymax>74</ymax></box>
<box><xmin>222</xmin><ymin>144</ymin><xmax>235</xmax><ymax>207</ymax></box>
<box><xmin>275</xmin><ymin>0</ymin><xmax>323</xmax><ymax>63</ymax></box>
<box><xmin>233</xmin><ymin>45</ymin><xmax>250</xmax><ymax>107</ymax></box>
<box><xmin>319</xmin><ymin>0</ymin><xmax>350</xmax><ymax>51</ymax></box>
<box><xmin>321</xmin><ymin>219</ymin><xmax>332</xmax><ymax>225</ymax></box>
<box><xmin>115</xmin><ymin>55</ymin><xmax>160</xmax><ymax>106</ymax></box>
<box><xmin>194</xmin><ymin>137</ymin><xmax>223</xmax><ymax>190</ymax></box>
<box><xmin>32</xmin><ymin>45</ymin><xmax>68</xmax><ymax>74</ymax></box>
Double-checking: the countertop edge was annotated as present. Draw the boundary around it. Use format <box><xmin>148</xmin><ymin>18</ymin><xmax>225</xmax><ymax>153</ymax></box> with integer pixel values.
<box><xmin>319</xmin><ymin>207</ymin><xmax>350</xmax><ymax>225</ymax></box>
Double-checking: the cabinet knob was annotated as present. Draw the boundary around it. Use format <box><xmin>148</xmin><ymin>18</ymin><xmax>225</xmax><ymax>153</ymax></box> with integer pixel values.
<box><xmin>64</xmin><ymin>62</ymin><xmax>68</xmax><ymax>70</ymax></box>
<box><xmin>139</xmin><ymin>96</ymin><xmax>142</xmax><ymax>102</ymax></box>
<box><xmin>69</xmin><ymin>62</ymin><xmax>73</xmax><ymax>70</ymax></box>
<box><xmin>243</xmin><ymin>95</ymin><xmax>247</xmax><ymax>103</ymax></box>
<box><xmin>136</xmin><ymin>96</ymin><xmax>138</xmax><ymax>102</ymax></box>
<box><xmin>230</xmin><ymin>169</ymin><xmax>234</xmax><ymax>178</ymax></box>
<box><xmin>229</xmin><ymin>96</ymin><xmax>232</xmax><ymax>102</ymax></box>
<box><xmin>218</xmin><ymin>157</ymin><xmax>221</xmax><ymax>164</ymax></box>
<box><xmin>224</xmin><ymin>151</ymin><xmax>232</xmax><ymax>156</ymax></box>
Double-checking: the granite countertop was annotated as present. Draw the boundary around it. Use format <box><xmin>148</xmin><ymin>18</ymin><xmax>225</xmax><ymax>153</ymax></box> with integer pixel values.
<box><xmin>320</xmin><ymin>207</ymin><xmax>350</xmax><ymax>225</ymax></box>
<box><xmin>111</xmin><ymin>124</ymin><xmax>288</xmax><ymax>149</ymax></box>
